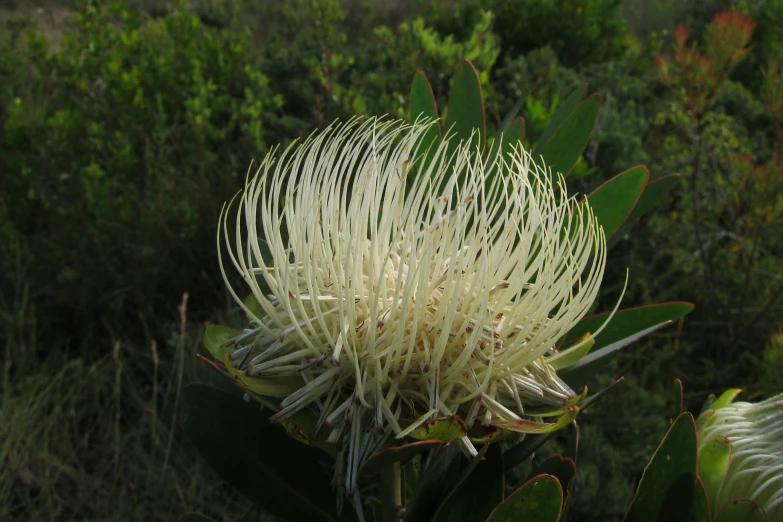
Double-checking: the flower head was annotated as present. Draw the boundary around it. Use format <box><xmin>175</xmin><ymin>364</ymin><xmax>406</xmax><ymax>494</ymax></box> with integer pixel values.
<box><xmin>697</xmin><ymin>393</ymin><xmax>783</xmax><ymax>520</ymax></box>
<box><xmin>218</xmin><ymin>117</ymin><xmax>607</xmax><ymax>493</ymax></box>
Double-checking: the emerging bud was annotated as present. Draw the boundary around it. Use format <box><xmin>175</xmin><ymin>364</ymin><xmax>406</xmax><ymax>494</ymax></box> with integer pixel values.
<box><xmin>697</xmin><ymin>392</ymin><xmax>783</xmax><ymax>521</ymax></box>
<box><xmin>218</xmin><ymin>117</ymin><xmax>609</xmax><ymax>494</ymax></box>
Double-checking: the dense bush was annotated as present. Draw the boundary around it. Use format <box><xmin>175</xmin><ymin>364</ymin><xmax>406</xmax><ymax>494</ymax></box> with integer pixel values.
<box><xmin>0</xmin><ymin>0</ymin><xmax>281</xmax><ymax>344</ymax></box>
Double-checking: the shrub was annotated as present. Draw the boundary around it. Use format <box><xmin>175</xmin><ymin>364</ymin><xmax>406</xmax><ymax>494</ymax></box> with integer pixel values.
<box><xmin>0</xmin><ymin>0</ymin><xmax>281</xmax><ymax>343</ymax></box>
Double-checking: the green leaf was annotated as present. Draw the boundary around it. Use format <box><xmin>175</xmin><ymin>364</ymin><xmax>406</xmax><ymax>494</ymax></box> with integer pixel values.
<box><xmin>711</xmin><ymin>389</ymin><xmax>743</xmax><ymax>411</ymax></box>
<box><xmin>550</xmin><ymin>332</ymin><xmax>594</xmax><ymax>370</ymax></box>
<box><xmin>180</xmin><ymin>514</ymin><xmax>218</xmax><ymax>522</ymax></box>
<box><xmin>700</xmin><ymin>394</ymin><xmax>718</xmax><ymax>416</ymax></box>
<box><xmin>361</xmin><ymin>440</ymin><xmax>442</xmax><ymax>475</ymax></box>
<box><xmin>498</xmin><ymin>117</ymin><xmax>525</xmax><ymax>162</ymax></box>
<box><xmin>583</xmin><ymin>165</ymin><xmax>649</xmax><ymax>240</ymax></box>
<box><xmin>409</xmin><ymin>415</ymin><xmax>468</xmax><ymax>443</ymax></box>
<box><xmin>533</xmin><ymin>84</ymin><xmax>587</xmax><ymax>153</ymax></box>
<box><xmin>183</xmin><ymin>384</ymin><xmax>352</xmax><ymax>522</ymax></box>
<box><xmin>698</xmin><ymin>435</ymin><xmax>732</xmax><ymax>510</ymax></box>
<box><xmin>559</xmin><ymin>302</ymin><xmax>695</xmax><ymax>355</ymax></box>
<box><xmin>624</xmin><ymin>412</ymin><xmax>698</xmax><ymax>522</ymax></box>
<box><xmin>222</xmin><ymin>353</ymin><xmax>302</xmax><ymax>398</ymax></box>
<box><xmin>410</xmin><ymin>72</ymin><xmax>440</xmax><ymax>131</ymax></box>
<box><xmin>245</xmin><ymin>293</ymin><xmax>265</xmax><ymax>322</ymax></box>
<box><xmin>690</xmin><ymin>477</ymin><xmax>712</xmax><ymax>522</ymax></box>
<box><xmin>609</xmin><ymin>173</ymin><xmax>680</xmax><ymax>248</ymax></box>
<box><xmin>203</xmin><ymin>324</ymin><xmax>242</xmax><ymax>360</ymax></box>
<box><xmin>532</xmin><ymin>455</ymin><xmax>576</xmax><ymax>507</ymax></box>
<box><xmin>433</xmin><ymin>444</ymin><xmax>505</xmax><ymax>522</ymax></box>
<box><xmin>404</xmin><ymin>444</ymin><xmax>465</xmax><ymax>522</ymax></box>
<box><xmin>447</xmin><ymin>60</ymin><xmax>485</xmax><ymax>154</ymax></box>
<box><xmin>409</xmin><ymin>72</ymin><xmax>442</xmax><ymax>191</ymax></box>
<box><xmin>716</xmin><ymin>500</ymin><xmax>766</xmax><ymax>522</ymax></box>
<box><xmin>485</xmin><ymin>474</ymin><xmax>563</xmax><ymax>522</ymax></box>
<box><xmin>533</xmin><ymin>94</ymin><xmax>600</xmax><ymax>177</ymax></box>
<box><xmin>559</xmin><ymin>323</ymin><xmax>671</xmax><ymax>375</ymax></box>
<box><xmin>494</xmin><ymin>406</ymin><xmax>578</xmax><ymax>434</ymax></box>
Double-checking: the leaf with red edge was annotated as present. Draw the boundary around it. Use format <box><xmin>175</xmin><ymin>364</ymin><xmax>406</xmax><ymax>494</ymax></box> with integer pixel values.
<box><xmin>582</xmin><ymin>165</ymin><xmax>649</xmax><ymax>240</ymax></box>
<box><xmin>533</xmin><ymin>94</ymin><xmax>601</xmax><ymax>177</ymax></box>
<box><xmin>485</xmin><ymin>474</ymin><xmax>563</xmax><ymax>522</ymax></box>
<box><xmin>690</xmin><ymin>476</ymin><xmax>712</xmax><ymax>522</ymax></box>
<box><xmin>447</xmin><ymin>60</ymin><xmax>485</xmax><ymax>154</ymax></box>
<box><xmin>624</xmin><ymin>412</ymin><xmax>698</xmax><ymax>522</ymax></box>
<box><xmin>533</xmin><ymin>455</ymin><xmax>576</xmax><ymax>507</ymax></box>
<box><xmin>720</xmin><ymin>500</ymin><xmax>767</xmax><ymax>522</ymax></box>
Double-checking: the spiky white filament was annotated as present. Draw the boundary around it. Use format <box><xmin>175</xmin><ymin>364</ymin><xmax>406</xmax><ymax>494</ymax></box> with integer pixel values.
<box><xmin>698</xmin><ymin>395</ymin><xmax>783</xmax><ymax>520</ymax></box>
<box><xmin>218</xmin><ymin>117</ymin><xmax>607</xmax><ymax>493</ymax></box>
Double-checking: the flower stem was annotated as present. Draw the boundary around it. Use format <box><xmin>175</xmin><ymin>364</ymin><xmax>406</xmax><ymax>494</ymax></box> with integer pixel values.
<box><xmin>379</xmin><ymin>461</ymin><xmax>402</xmax><ymax>522</ymax></box>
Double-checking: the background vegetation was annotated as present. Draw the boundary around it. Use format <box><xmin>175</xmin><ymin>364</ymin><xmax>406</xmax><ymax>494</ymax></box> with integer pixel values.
<box><xmin>1</xmin><ymin>0</ymin><xmax>781</xmax><ymax>520</ymax></box>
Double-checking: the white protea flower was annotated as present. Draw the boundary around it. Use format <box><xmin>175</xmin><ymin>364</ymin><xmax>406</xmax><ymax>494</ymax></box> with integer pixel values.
<box><xmin>697</xmin><ymin>393</ymin><xmax>783</xmax><ymax>521</ymax></box>
<box><xmin>218</xmin><ymin>117</ymin><xmax>609</xmax><ymax>495</ymax></box>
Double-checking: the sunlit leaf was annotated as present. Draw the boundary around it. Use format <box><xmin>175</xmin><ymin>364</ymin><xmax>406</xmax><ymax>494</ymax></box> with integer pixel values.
<box><xmin>533</xmin><ymin>94</ymin><xmax>600</xmax><ymax>177</ymax></box>
<box><xmin>583</xmin><ymin>165</ymin><xmax>649</xmax><ymax>240</ymax></box>
<box><xmin>698</xmin><ymin>435</ymin><xmax>732</xmax><ymax>510</ymax></box>
<box><xmin>409</xmin><ymin>415</ymin><xmax>468</xmax><ymax>443</ymax></box>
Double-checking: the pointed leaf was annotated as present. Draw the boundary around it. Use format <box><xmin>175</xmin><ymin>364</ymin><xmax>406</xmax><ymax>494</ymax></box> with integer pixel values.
<box><xmin>494</xmin><ymin>406</ymin><xmax>578</xmax><ymax>434</ymax></box>
<box><xmin>550</xmin><ymin>332</ymin><xmax>594</xmax><ymax>370</ymax></box>
<box><xmin>583</xmin><ymin>166</ymin><xmax>649</xmax><ymax>240</ymax></box>
<box><xmin>560</xmin><ymin>323</ymin><xmax>671</xmax><ymax>375</ymax></box>
<box><xmin>698</xmin><ymin>435</ymin><xmax>732</xmax><ymax>510</ymax></box>
<box><xmin>409</xmin><ymin>415</ymin><xmax>468</xmax><ymax>443</ymax></box>
<box><xmin>410</xmin><ymin>72</ymin><xmax>440</xmax><ymax>131</ymax></box>
<box><xmin>533</xmin><ymin>84</ymin><xmax>588</xmax><ymax>153</ymax></box>
<box><xmin>624</xmin><ymin>412</ymin><xmax>698</xmax><ymax>522</ymax></box>
<box><xmin>559</xmin><ymin>302</ymin><xmax>695</xmax><ymax>355</ymax></box>
<box><xmin>610</xmin><ymin>173</ymin><xmax>681</xmax><ymax>247</ymax></box>
<box><xmin>717</xmin><ymin>500</ymin><xmax>766</xmax><ymax>522</ymax></box>
<box><xmin>433</xmin><ymin>444</ymin><xmax>505</xmax><ymax>522</ymax></box>
<box><xmin>447</xmin><ymin>60</ymin><xmax>485</xmax><ymax>154</ymax></box>
<box><xmin>183</xmin><ymin>384</ymin><xmax>352</xmax><ymax>522</ymax></box>
<box><xmin>700</xmin><ymin>394</ymin><xmax>718</xmax><ymax>416</ymax></box>
<box><xmin>485</xmin><ymin>474</ymin><xmax>563</xmax><ymax>522</ymax></box>
<box><xmin>361</xmin><ymin>440</ymin><xmax>442</xmax><ymax>475</ymax></box>
<box><xmin>690</xmin><ymin>477</ymin><xmax>712</xmax><ymax>522</ymax></box>
<box><xmin>203</xmin><ymin>324</ymin><xmax>242</xmax><ymax>360</ymax></box>
<box><xmin>711</xmin><ymin>389</ymin><xmax>743</xmax><ymax>411</ymax></box>
<box><xmin>534</xmin><ymin>94</ymin><xmax>600</xmax><ymax>177</ymax></box>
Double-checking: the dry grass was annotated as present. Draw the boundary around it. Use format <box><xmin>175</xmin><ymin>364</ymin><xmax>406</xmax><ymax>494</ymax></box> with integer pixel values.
<box><xmin>0</xmin><ymin>276</ymin><xmax>273</xmax><ymax>521</ymax></box>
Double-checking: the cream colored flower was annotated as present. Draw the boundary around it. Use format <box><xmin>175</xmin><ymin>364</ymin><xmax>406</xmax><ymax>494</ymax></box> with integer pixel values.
<box><xmin>697</xmin><ymin>393</ymin><xmax>783</xmax><ymax>521</ymax></box>
<box><xmin>218</xmin><ymin>117</ymin><xmax>607</xmax><ymax>494</ymax></box>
